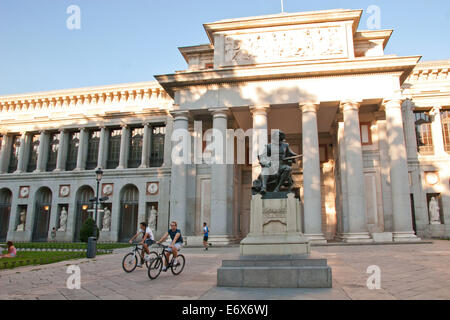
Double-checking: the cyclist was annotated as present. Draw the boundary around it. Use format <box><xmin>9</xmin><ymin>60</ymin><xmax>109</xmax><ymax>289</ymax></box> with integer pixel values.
<box><xmin>129</xmin><ymin>222</ymin><xmax>154</xmax><ymax>268</ymax></box>
<box><xmin>156</xmin><ymin>221</ymin><xmax>183</xmax><ymax>272</ymax></box>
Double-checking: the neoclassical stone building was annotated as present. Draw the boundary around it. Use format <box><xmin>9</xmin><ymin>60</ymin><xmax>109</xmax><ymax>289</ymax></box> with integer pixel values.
<box><xmin>0</xmin><ymin>9</ymin><xmax>449</xmax><ymax>243</ymax></box>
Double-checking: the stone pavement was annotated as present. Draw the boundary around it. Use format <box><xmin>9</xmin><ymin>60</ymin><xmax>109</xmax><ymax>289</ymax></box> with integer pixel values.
<box><xmin>0</xmin><ymin>240</ymin><xmax>449</xmax><ymax>300</ymax></box>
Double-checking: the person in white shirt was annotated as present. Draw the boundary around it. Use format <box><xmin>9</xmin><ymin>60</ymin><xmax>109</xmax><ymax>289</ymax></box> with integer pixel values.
<box><xmin>129</xmin><ymin>222</ymin><xmax>154</xmax><ymax>268</ymax></box>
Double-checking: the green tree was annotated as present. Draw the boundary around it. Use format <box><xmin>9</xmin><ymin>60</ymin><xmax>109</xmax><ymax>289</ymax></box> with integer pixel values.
<box><xmin>79</xmin><ymin>218</ymin><xmax>99</xmax><ymax>243</ymax></box>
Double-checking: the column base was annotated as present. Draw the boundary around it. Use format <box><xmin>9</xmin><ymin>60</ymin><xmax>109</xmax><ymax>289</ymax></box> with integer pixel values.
<box><xmin>138</xmin><ymin>165</ymin><xmax>148</xmax><ymax>169</ymax></box>
<box><xmin>304</xmin><ymin>233</ymin><xmax>328</xmax><ymax>244</ymax></box>
<box><xmin>393</xmin><ymin>231</ymin><xmax>421</xmax><ymax>242</ymax></box>
<box><xmin>337</xmin><ymin>232</ymin><xmax>373</xmax><ymax>243</ymax></box>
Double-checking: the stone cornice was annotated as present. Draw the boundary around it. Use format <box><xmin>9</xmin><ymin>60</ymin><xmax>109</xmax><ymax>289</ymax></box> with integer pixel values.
<box><xmin>0</xmin><ymin>81</ymin><xmax>173</xmax><ymax>113</ymax></box>
<box><xmin>178</xmin><ymin>44</ymin><xmax>214</xmax><ymax>63</ymax></box>
<box><xmin>156</xmin><ymin>55</ymin><xmax>421</xmax><ymax>97</ymax></box>
<box><xmin>354</xmin><ymin>30</ymin><xmax>393</xmax><ymax>49</ymax></box>
<box><xmin>203</xmin><ymin>9</ymin><xmax>363</xmax><ymax>43</ymax></box>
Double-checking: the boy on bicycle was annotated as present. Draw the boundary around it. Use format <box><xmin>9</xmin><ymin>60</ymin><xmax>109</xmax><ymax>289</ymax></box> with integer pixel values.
<box><xmin>156</xmin><ymin>221</ymin><xmax>183</xmax><ymax>272</ymax></box>
<box><xmin>129</xmin><ymin>222</ymin><xmax>154</xmax><ymax>268</ymax></box>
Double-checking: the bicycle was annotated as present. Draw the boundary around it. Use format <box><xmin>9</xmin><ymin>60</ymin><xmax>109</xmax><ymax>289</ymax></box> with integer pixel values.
<box><xmin>147</xmin><ymin>243</ymin><xmax>186</xmax><ymax>280</ymax></box>
<box><xmin>122</xmin><ymin>243</ymin><xmax>158</xmax><ymax>273</ymax></box>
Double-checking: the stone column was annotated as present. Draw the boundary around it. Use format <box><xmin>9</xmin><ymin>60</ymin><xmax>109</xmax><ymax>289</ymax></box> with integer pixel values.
<box><xmin>169</xmin><ymin>111</ymin><xmax>190</xmax><ymax>232</ymax></box>
<box><xmin>117</xmin><ymin>124</ymin><xmax>129</xmax><ymax>169</ymax></box>
<box><xmin>0</xmin><ymin>135</ymin><xmax>12</xmax><ymax>173</ymax></box>
<box><xmin>384</xmin><ymin>99</ymin><xmax>420</xmax><ymax>241</ymax></box>
<box><xmin>54</xmin><ymin>130</ymin><xmax>68</xmax><ymax>172</ymax></box>
<box><xmin>430</xmin><ymin>105</ymin><xmax>446</xmax><ymax>156</ymax></box>
<box><xmin>75</xmin><ymin>128</ymin><xmax>88</xmax><ymax>171</ymax></box>
<box><xmin>162</xmin><ymin>116</ymin><xmax>173</xmax><ymax>167</ymax></box>
<box><xmin>340</xmin><ymin>101</ymin><xmax>372</xmax><ymax>242</ymax></box>
<box><xmin>250</xmin><ymin>105</ymin><xmax>269</xmax><ymax>182</ymax></box>
<box><xmin>35</xmin><ymin>131</ymin><xmax>49</xmax><ymax>172</ymax></box>
<box><xmin>402</xmin><ymin>99</ymin><xmax>419</xmax><ymax>160</ymax></box>
<box><xmin>14</xmin><ymin>131</ymin><xmax>28</xmax><ymax>173</ymax></box>
<box><xmin>209</xmin><ymin>108</ymin><xmax>229</xmax><ymax>236</ymax></box>
<box><xmin>337</xmin><ymin>120</ymin><xmax>349</xmax><ymax>235</ymax></box>
<box><xmin>139</xmin><ymin>123</ymin><xmax>151</xmax><ymax>168</ymax></box>
<box><xmin>97</xmin><ymin>126</ymin><xmax>109</xmax><ymax>169</ymax></box>
<box><xmin>300</xmin><ymin>103</ymin><xmax>326</xmax><ymax>243</ymax></box>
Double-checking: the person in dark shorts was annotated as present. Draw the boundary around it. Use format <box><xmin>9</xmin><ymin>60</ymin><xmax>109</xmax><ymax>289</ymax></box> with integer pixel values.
<box><xmin>156</xmin><ymin>221</ymin><xmax>183</xmax><ymax>271</ymax></box>
<box><xmin>202</xmin><ymin>222</ymin><xmax>209</xmax><ymax>251</ymax></box>
<box><xmin>129</xmin><ymin>222</ymin><xmax>154</xmax><ymax>267</ymax></box>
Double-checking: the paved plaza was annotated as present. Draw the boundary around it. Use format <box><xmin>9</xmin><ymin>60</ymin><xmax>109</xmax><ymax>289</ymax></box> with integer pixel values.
<box><xmin>0</xmin><ymin>240</ymin><xmax>449</xmax><ymax>300</ymax></box>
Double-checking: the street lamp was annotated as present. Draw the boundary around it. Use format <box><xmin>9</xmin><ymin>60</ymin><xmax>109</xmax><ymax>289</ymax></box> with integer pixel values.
<box><xmin>94</xmin><ymin>168</ymin><xmax>104</xmax><ymax>227</ymax></box>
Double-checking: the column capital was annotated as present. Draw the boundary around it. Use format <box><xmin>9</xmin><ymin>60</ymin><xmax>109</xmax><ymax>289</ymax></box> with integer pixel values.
<box><xmin>382</xmin><ymin>99</ymin><xmax>404</xmax><ymax>110</ymax></box>
<box><xmin>300</xmin><ymin>102</ymin><xmax>320</xmax><ymax>113</ymax></box>
<box><xmin>249</xmin><ymin>104</ymin><xmax>270</xmax><ymax>115</ymax></box>
<box><xmin>120</xmin><ymin>123</ymin><xmax>128</xmax><ymax>129</ymax></box>
<box><xmin>209</xmin><ymin>108</ymin><xmax>229</xmax><ymax>118</ymax></box>
<box><xmin>340</xmin><ymin>100</ymin><xmax>362</xmax><ymax>112</ymax></box>
<box><xmin>170</xmin><ymin>110</ymin><xmax>190</xmax><ymax>121</ymax></box>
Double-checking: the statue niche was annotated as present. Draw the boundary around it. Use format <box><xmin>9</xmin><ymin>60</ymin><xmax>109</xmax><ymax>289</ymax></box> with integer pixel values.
<box><xmin>252</xmin><ymin>130</ymin><xmax>301</xmax><ymax>196</ymax></box>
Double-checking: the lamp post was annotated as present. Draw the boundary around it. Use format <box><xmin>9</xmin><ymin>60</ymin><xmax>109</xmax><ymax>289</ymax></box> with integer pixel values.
<box><xmin>94</xmin><ymin>168</ymin><xmax>104</xmax><ymax>227</ymax></box>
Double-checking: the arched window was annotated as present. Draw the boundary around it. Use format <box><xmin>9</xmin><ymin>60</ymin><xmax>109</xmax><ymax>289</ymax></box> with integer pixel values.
<box><xmin>119</xmin><ymin>185</ymin><xmax>139</xmax><ymax>242</ymax></box>
<box><xmin>74</xmin><ymin>186</ymin><xmax>95</xmax><ymax>242</ymax></box>
<box><xmin>32</xmin><ymin>187</ymin><xmax>52</xmax><ymax>242</ymax></box>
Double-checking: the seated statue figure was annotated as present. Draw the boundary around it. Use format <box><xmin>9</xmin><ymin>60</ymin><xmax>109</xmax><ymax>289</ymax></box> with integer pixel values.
<box><xmin>252</xmin><ymin>130</ymin><xmax>301</xmax><ymax>195</ymax></box>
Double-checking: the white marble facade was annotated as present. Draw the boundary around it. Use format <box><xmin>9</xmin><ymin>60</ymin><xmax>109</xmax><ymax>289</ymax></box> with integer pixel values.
<box><xmin>0</xmin><ymin>9</ymin><xmax>449</xmax><ymax>243</ymax></box>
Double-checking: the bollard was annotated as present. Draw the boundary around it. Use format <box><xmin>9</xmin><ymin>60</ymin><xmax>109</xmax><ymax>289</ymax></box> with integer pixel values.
<box><xmin>87</xmin><ymin>237</ymin><xmax>97</xmax><ymax>258</ymax></box>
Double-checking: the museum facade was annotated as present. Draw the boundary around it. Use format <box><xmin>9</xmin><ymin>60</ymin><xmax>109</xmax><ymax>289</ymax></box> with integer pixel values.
<box><xmin>1</xmin><ymin>9</ymin><xmax>449</xmax><ymax>243</ymax></box>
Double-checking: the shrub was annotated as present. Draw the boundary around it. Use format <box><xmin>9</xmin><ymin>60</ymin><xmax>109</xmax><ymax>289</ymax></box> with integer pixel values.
<box><xmin>79</xmin><ymin>218</ymin><xmax>99</xmax><ymax>243</ymax></box>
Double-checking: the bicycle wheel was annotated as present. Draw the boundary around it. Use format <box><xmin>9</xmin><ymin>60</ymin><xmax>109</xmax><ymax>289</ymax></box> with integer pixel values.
<box><xmin>171</xmin><ymin>254</ymin><xmax>185</xmax><ymax>275</ymax></box>
<box><xmin>145</xmin><ymin>251</ymin><xmax>159</xmax><ymax>269</ymax></box>
<box><xmin>122</xmin><ymin>253</ymin><xmax>137</xmax><ymax>273</ymax></box>
<box><xmin>148</xmin><ymin>256</ymin><xmax>163</xmax><ymax>280</ymax></box>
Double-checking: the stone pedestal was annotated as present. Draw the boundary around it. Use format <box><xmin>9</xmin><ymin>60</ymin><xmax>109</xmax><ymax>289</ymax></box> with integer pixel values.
<box><xmin>217</xmin><ymin>193</ymin><xmax>332</xmax><ymax>288</ymax></box>
<box><xmin>240</xmin><ymin>193</ymin><xmax>310</xmax><ymax>255</ymax></box>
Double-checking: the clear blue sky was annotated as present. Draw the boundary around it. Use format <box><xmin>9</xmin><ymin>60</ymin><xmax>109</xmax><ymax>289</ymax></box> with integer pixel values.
<box><xmin>0</xmin><ymin>0</ymin><xmax>449</xmax><ymax>96</ymax></box>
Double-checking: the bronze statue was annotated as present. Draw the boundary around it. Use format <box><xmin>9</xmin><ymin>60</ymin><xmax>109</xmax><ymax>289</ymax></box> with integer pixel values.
<box><xmin>252</xmin><ymin>130</ymin><xmax>301</xmax><ymax>195</ymax></box>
